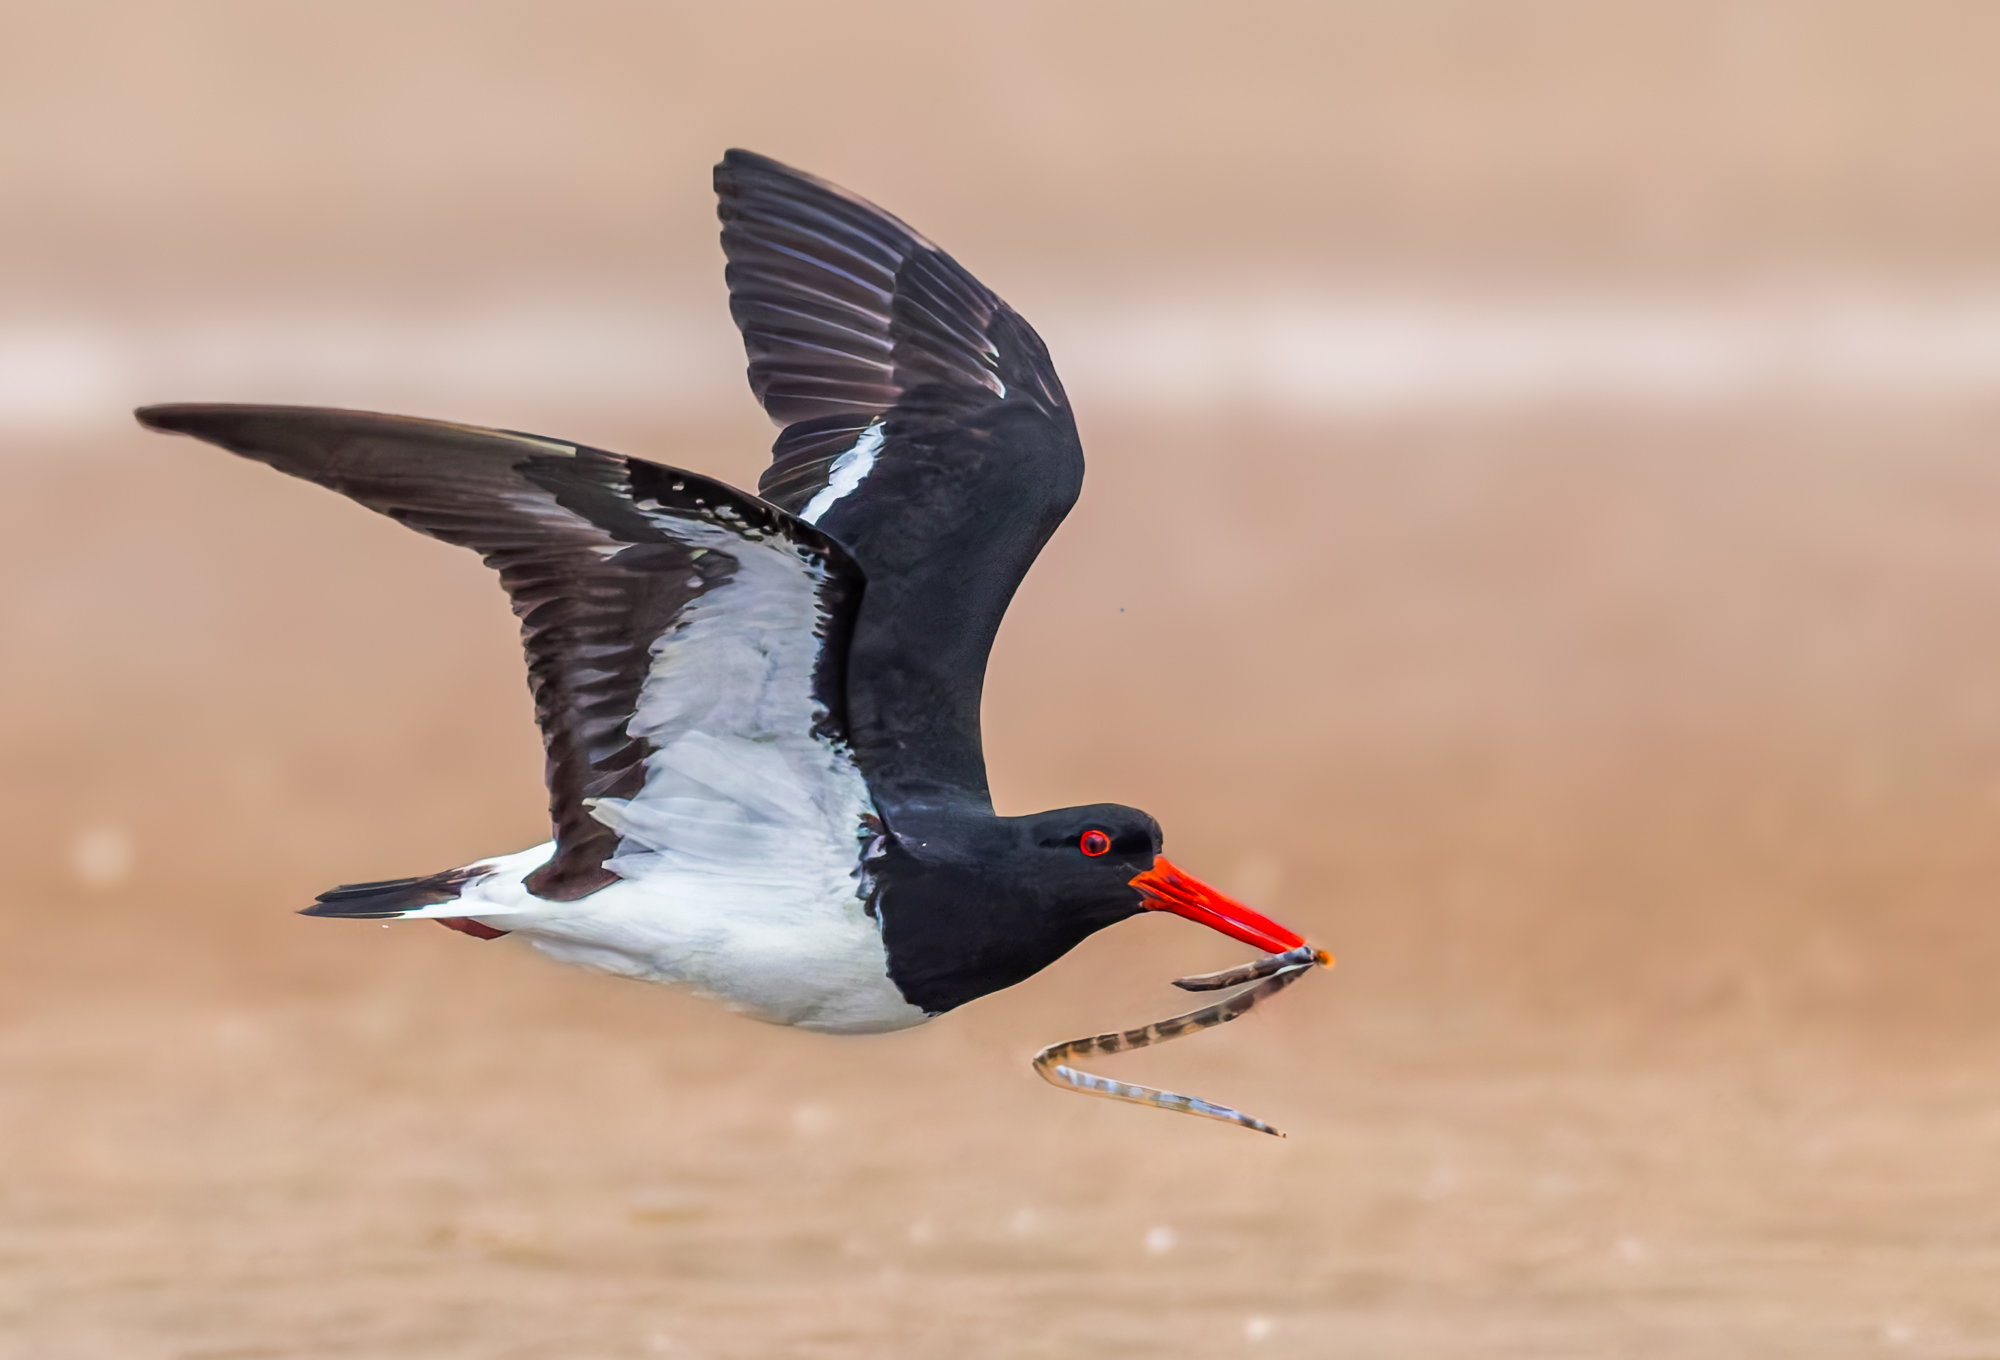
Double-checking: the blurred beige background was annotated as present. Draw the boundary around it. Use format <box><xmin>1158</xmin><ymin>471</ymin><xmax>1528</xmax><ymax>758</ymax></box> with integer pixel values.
<box><xmin>5</xmin><ymin>3</ymin><xmax>2000</xmax><ymax>1356</ymax></box>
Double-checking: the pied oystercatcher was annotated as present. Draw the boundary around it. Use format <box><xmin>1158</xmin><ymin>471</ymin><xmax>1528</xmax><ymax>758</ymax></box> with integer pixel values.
<box><xmin>138</xmin><ymin>152</ymin><xmax>1324</xmax><ymax>1119</ymax></box>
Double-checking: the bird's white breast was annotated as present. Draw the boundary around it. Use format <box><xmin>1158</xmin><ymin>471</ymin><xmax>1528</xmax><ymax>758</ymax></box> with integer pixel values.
<box><xmin>406</xmin><ymin>496</ymin><xmax>930</xmax><ymax>1033</ymax></box>
<box><xmin>442</xmin><ymin>841</ymin><xmax>926</xmax><ymax>1034</ymax></box>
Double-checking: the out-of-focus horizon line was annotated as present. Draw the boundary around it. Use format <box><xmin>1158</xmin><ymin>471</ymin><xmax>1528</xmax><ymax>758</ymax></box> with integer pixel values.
<box><xmin>7</xmin><ymin>279</ymin><xmax>2000</xmax><ymax>437</ymax></box>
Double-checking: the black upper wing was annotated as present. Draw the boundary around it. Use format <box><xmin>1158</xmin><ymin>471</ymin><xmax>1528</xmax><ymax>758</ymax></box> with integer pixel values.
<box><xmin>716</xmin><ymin>150</ymin><xmax>1084</xmax><ymax>817</ymax></box>
<box><xmin>137</xmin><ymin>403</ymin><xmax>862</xmax><ymax>900</ymax></box>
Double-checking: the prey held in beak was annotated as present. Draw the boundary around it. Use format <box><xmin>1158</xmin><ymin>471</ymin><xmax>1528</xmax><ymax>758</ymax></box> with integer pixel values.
<box><xmin>1032</xmin><ymin>944</ymin><xmax>1334</xmax><ymax>1136</ymax></box>
<box><xmin>1029</xmin><ymin>861</ymin><xmax>1335</xmax><ymax>1136</ymax></box>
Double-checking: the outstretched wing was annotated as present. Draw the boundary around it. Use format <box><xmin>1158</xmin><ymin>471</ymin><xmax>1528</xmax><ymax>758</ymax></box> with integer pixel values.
<box><xmin>716</xmin><ymin>150</ymin><xmax>1084</xmax><ymax>816</ymax></box>
<box><xmin>137</xmin><ymin>404</ymin><xmax>864</xmax><ymax>901</ymax></box>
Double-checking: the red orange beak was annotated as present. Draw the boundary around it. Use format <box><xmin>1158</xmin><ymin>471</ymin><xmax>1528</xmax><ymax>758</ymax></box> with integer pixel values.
<box><xmin>1130</xmin><ymin>857</ymin><xmax>1307</xmax><ymax>956</ymax></box>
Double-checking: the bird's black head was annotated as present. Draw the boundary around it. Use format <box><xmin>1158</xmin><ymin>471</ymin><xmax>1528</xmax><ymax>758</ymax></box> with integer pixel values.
<box><xmin>872</xmin><ymin>802</ymin><xmax>1305</xmax><ymax>1016</ymax></box>
<box><xmin>1016</xmin><ymin>801</ymin><xmax>1164</xmax><ymax>931</ymax></box>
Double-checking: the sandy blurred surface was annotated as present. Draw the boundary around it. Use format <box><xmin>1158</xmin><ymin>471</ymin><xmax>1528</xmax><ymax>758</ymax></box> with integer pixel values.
<box><xmin>7</xmin><ymin>3</ymin><xmax>2000</xmax><ymax>1357</ymax></box>
<box><xmin>9</xmin><ymin>410</ymin><xmax>2000</xmax><ymax>1358</ymax></box>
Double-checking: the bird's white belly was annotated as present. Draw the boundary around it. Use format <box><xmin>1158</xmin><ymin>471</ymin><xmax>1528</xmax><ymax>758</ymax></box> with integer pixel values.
<box><xmin>451</xmin><ymin>850</ymin><xmax>927</xmax><ymax>1035</ymax></box>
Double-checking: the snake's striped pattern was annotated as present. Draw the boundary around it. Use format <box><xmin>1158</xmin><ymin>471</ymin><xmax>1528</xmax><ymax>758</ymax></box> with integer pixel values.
<box><xmin>1172</xmin><ymin>943</ymin><xmax>1326</xmax><ymax>992</ymax></box>
<box><xmin>1032</xmin><ymin>954</ymin><xmax>1323</xmax><ymax>1137</ymax></box>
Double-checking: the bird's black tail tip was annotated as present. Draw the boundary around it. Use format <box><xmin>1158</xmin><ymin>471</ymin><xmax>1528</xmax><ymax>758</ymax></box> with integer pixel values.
<box><xmin>302</xmin><ymin>869</ymin><xmax>475</xmax><ymax>920</ymax></box>
<box><xmin>134</xmin><ymin>403</ymin><xmax>216</xmax><ymax>434</ymax></box>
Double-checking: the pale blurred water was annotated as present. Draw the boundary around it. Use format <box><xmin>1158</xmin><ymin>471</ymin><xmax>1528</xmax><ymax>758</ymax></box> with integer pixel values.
<box><xmin>7</xmin><ymin>285</ymin><xmax>2000</xmax><ymax>436</ymax></box>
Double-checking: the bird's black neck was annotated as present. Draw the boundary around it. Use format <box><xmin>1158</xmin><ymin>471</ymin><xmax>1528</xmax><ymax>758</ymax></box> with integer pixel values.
<box><xmin>869</xmin><ymin>808</ymin><xmax>1132</xmax><ymax>1016</ymax></box>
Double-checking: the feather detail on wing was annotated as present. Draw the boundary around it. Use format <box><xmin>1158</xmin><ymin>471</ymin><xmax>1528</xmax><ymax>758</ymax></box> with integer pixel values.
<box><xmin>715</xmin><ymin>151</ymin><xmax>1084</xmax><ymax>811</ymax></box>
<box><xmin>137</xmin><ymin>404</ymin><xmax>865</xmax><ymax>900</ymax></box>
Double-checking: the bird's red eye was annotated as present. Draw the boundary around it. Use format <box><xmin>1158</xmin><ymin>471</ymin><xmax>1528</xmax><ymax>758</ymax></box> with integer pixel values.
<box><xmin>1080</xmin><ymin>830</ymin><xmax>1112</xmax><ymax>857</ymax></box>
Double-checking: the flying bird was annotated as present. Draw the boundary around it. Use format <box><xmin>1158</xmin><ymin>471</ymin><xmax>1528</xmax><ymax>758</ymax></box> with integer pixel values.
<box><xmin>138</xmin><ymin>152</ymin><xmax>1321</xmax><ymax>1115</ymax></box>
